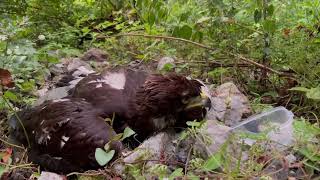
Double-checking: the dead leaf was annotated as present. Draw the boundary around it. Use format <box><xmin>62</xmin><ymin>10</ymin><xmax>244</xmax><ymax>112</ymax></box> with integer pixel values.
<box><xmin>1</xmin><ymin>148</ymin><xmax>12</xmax><ymax>163</ymax></box>
<box><xmin>0</xmin><ymin>68</ymin><xmax>15</xmax><ymax>88</ymax></box>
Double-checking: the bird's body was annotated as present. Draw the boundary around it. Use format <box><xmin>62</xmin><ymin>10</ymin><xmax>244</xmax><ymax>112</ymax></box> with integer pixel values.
<box><xmin>10</xmin><ymin>68</ymin><xmax>211</xmax><ymax>173</ymax></box>
<box><xmin>71</xmin><ymin>68</ymin><xmax>211</xmax><ymax>141</ymax></box>
<box><xmin>9</xmin><ymin>98</ymin><xmax>123</xmax><ymax>173</ymax></box>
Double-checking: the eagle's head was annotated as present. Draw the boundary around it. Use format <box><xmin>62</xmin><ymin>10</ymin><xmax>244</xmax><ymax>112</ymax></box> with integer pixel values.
<box><xmin>130</xmin><ymin>73</ymin><xmax>211</xmax><ymax>140</ymax></box>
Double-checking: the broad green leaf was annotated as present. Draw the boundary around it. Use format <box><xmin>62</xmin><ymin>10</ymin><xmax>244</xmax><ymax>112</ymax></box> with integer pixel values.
<box><xmin>289</xmin><ymin>87</ymin><xmax>310</xmax><ymax>92</ymax></box>
<box><xmin>81</xmin><ymin>27</ymin><xmax>90</xmax><ymax>35</ymax></box>
<box><xmin>178</xmin><ymin>25</ymin><xmax>193</xmax><ymax>40</ymax></box>
<box><xmin>263</xmin><ymin>20</ymin><xmax>276</xmax><ymax>33</ymax></box>
<box><xmin>169</xmin><ymin>168</ymin><xmax>183</xmax><ymax>180</ymax></box>
<box><xmin>20</xmin><ymin>81</ymin><xmax>35</xmax><ymax>92</ymax></box>
<box><xmin>306</xmin><ymin>87</ymin><xmax>320</xmax><ymax>100</ymax></box>
<box><xmin>3</xmin><ymin>91</ymin><xmax>19</xmax><ymax>102</ymax></box>
<box><xmin>293</xmin><ymin>120</ymin><xmax>320</xmax><ymax>141</ymax></box>
<box><xmin>254</xmin><ymin>9</ymin><xmax>262</xmax><ymax>23</ymax></box>
<box><xmin>299</xmin><ymin>147</ymin><xmax>320</xmax><ymax>162</ymax></box>
<box><xmin>266</xmin><ymin>4</ymin><xmax>275</xmax><ymax>17</ymax></box>
<box><xmin>95</xmin><ymin>148</ymin><xmax>115</xmax><ymax>166</ymax></box>
<box><xmin>121</xmin><ymin>127</ymin><xmax>136</xmax><ymax>141</ymax></box>
<box><xmin>203</xmin><ymin>152</ymin><xmax>222</xmax><ymax>171</ymax></box>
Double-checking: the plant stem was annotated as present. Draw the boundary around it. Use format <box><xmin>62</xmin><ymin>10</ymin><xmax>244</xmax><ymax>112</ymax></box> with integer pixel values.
<box><xmin>2</xmin><ymin>95</ymin><xmax>30</xmax><ymax>148</ymax></box>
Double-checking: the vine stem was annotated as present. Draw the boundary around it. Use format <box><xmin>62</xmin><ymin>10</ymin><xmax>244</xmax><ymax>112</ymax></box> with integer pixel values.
<box><xmin>2</xmin><ymin>95</ymin><xmax>30</xmax><ymax>148</ymax></box>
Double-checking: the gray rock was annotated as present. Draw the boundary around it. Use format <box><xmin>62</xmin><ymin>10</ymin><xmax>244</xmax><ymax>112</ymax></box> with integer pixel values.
<box><xmin>123</xmin><ymin>132</ymin><xmax>174</xmax><ymax>167</ymax></box>
<box><xmin>49</xmin><ymin>63</ymin><xmax>64</xmax><ymax>76</ymax></box>
<box><xmin>206</xmin><ymin>82</ymin><xmax>252</xmax><ymax>126</ymax></box>
<box><xmin>71</xmin><ymin>66</ymin><xmax>95</xmax><ymax>77</ymax></box>
<box><xmin>38</xmin><ymin>171</ymin><xmax>66</xmax><ymax>180</ymax></box>
<box><xmin>66</xmin><ymin>58</ymin><xmax>92</xmax><ymax>72</ymax></box>
<box><xmin>157</xmin><ymin>57</ymin><xmax>175</xmax><ymax>70</ymax></box>
<box><xmin>194</xmin><ymin>121</ymin><xmax>232</xmax><ymax>157</ymax></box>
<box><xmin>33</xmin><ymin>86</ymin><xmax>71</xmax><ymax>106</ymax></box>
<box><xmin>81</xmin><ymin>48</ymin><xmax>109</xmax><ymax>62</ymax></box>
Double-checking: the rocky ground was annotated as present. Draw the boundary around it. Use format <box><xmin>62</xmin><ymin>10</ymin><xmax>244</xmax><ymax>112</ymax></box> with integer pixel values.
<box><xmin>0</xmin><ymin>49</ymin><xmax>312</xmax><ymax>180</ymax></box>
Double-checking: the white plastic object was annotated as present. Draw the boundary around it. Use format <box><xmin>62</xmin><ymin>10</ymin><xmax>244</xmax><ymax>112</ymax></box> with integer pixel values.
<box><xmin>231</xmin><ymin>106</ymin><xmax>294</xmax><ymax>146</ymax></box>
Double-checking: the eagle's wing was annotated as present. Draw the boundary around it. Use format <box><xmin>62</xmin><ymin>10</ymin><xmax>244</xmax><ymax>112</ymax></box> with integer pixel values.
<box><xmin>10</xmin><ymin>98</ymin><xmax>123</xmax><ymax>173</ymax></box>
<box><xmin>71</xmin><ymin>68</ymin><xmax>148</xmax><ymax>133</ymax></box>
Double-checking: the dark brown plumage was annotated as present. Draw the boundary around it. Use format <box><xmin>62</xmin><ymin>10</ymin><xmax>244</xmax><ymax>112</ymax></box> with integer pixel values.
<box><xmin>70</xmin><ymin>68</ymin><xmax>211</xmax><ymax>142</ymax></box>
<box><xmin>9</xmin><ymin>98</ymin><xmax>123</xmax><ymax>173</ymax></box>
<box><xmin>10</xmin><ymin>68</ymin><xmax>211</xmax><ymax>173</ymax></box>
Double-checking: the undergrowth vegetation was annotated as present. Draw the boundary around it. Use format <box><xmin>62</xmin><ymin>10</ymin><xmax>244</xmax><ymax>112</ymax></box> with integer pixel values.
<box><xmin>0</xmin><ymin>0</ymin><xmax>319</xmax><ymax>179</ymax></box>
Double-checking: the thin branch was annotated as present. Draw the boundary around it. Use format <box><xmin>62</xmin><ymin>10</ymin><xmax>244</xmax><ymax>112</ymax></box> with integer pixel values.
<box><xmin>0</xmin><ymin>137</ymin><xmax>24</xmax><ymax>149</ymax></box>
<box><xmin>98</xmin><ymin>33</ymin><xmax>294</xmax><ymax>79</ymax></box>
<box><xmin>97</xmin><ymin>33</ymin><xmax>217</xmax><ymax>52</ymax></box>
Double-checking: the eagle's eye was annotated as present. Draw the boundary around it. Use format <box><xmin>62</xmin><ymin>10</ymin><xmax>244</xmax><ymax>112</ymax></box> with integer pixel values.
<box><xmin>182</xmin><ymin>97</ymin><xmax>189</xmax><ymax>104</ymax></box>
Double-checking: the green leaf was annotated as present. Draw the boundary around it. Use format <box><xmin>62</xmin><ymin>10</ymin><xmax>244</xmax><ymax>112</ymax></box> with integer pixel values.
<box><xmin>306</xmin><ymin>87</ymin><xmax>320</xmax><ymax>100</ymax></box>
<box><xmin>0</xmin><ymin>165</ymin><xmax>7</xmax><ymax>177</ymax></box>
<box><xmin>95</xmin><ymin>148</ymin><xmax>115</xmax><ymax>166</ymax></box>
<box><xmin>121</xmin><ymin>127</ymin><xmax>136</xmax><ymax>141</ymax></box>
<box><xmin>289</xmin><ymin>87</ymin><xmax>320</xmax><ymax>100</ymax></box>
<box><xmin>256</xmin><ymin>0</ymin><xmax>263</xmax><ymax>8</ymax></box>
<box><xmin>203</xmin><ymin>152</ymin><xmax>222</xmax><ymax>171</ymax></box>
<box><xmin>47</xmin><ymin>56</ymin><xmax>59</xmax><ymax>64</ymax></box>
<box><xmin>172</xmin><ymin>26</ymin><xmax>180</xmax><ymax>37</ymax></box>
<box><xmin>0</xmin><ymin>41</ymin><xmax>6</xmax><ymax>51</ymax></box>
<box><xmin>293</xmin><ymin>119</ymin><xmax>320</xmax><ymax>141</ymax></box>
<box><xmin>254</xmin><ymin>9</ymin><xmax>262</xmax><ymax>23</ymax></box>
<box><xmin>161</xmin><ymin>63</ymin><xmax>174</xmax><ymax>72</ymax></box>
<box><xmin>180</xmin><ymin>12</ymin><xmax>190</xmax><ymax>22</ymax></box>
<box><xmin>263</xmin><ymin>20</ymin><xmax>276</xmax><ymax>33</ymax></box>
<box><xmin>169</xmin><ymin>168</ymin><xmax>183</xmax><ymax>180</ymax></box>
<box><xmin>148</xmin><ymin>11</ymin><xmax>156</xmax><ymax>26</ymax></box>
<box><xmin>266</xmin><ymin>4</ymin><xmax>275</xmax><ymax>17</ymax></box>
<box><xmin>186</xmin><ymin>121</ymin><xmax>201</xmax><ymax>127</ymax></box>
<box><xmin>20</xmin><ymin>81</ymin><xmax>35</xmax><ymax>92</ymax></box>
<box><xmin>178</xmin><ymin>25</ymin><xmax>193</xmax><ymax>39</ymax></box>
<box><xmin>3</xmin><ymin>91</ymin><xmax>19</xmax><ymax>102</ymax></box>
<box><xmin>299</xmin><ymin>147</ymin><xmax>320</xmax><ymax>162</ymax></box>
<box><xmin>289</xmin><ymin>87</ymin><xmax>310</xmax><ymax>92</ymax></box>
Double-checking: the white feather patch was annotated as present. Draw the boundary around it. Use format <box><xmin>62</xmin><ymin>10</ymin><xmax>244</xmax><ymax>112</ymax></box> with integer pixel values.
<box><xmin>62</xmin><ymin>135</ymin><xmax>70</xmax><ymax>142</ymax></box>
<box><xmin>60</xmin><ymin>141</ymin><xmax>65</xmax><ymax>148</ymax></box>
<box><xmin>96</xmin><ymin>83</ymin><xmax>103</xmax><ymax>88</ymax></box>
<box><xmin>52</xmin><ymin>99</ymin><xmax>70</xmax><ymax>103</ymax></box>
<box><xmin>102</xmin><ymin>72</ymin><xmax>126</xmax><ymax>90</ymax></box>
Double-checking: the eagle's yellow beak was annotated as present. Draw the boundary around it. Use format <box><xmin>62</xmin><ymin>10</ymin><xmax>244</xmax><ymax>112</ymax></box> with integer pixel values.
<box><xmin>185</xmin><ymin>90</ymin><xmax>211</xmax><ymax>110</ymax></box>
